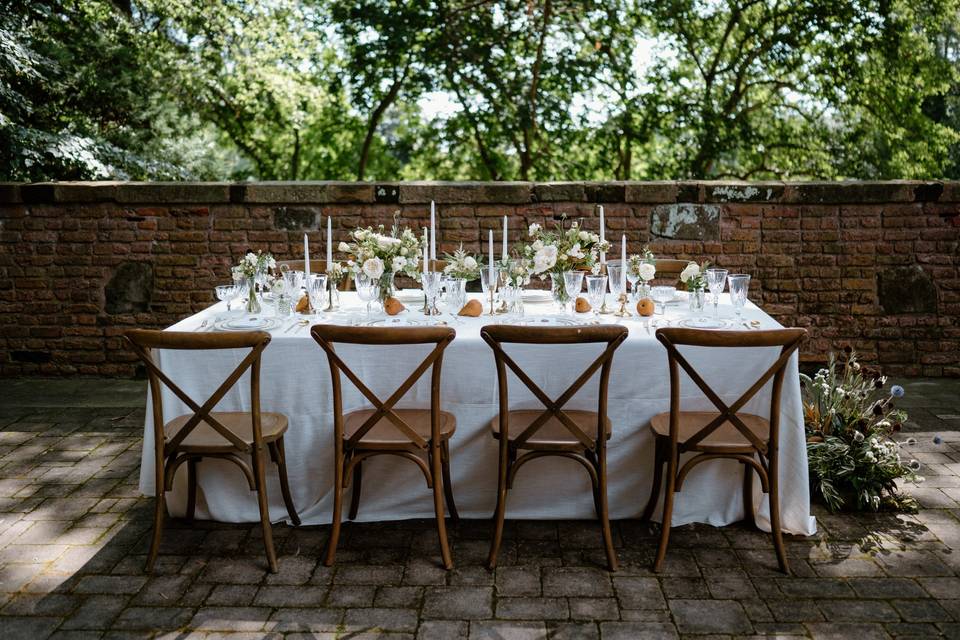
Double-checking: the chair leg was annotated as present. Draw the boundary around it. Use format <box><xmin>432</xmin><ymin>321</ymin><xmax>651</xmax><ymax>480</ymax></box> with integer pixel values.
<box><xmin>348</xmin><ymin>459</ymin><xmax>363</xmax><ymax>521</ymax></box>
<box><xmin>653</xmin><ymin>446</ymin><xmax>678</xmax><ymax>573</ymax></box>
<box><xmin>185</xmin><ymin>457</ymin><xmax>198</xmax><ymax>523</ymax></box>
<box><xmin>487</xmin><ymin>444</ymin><xmax>510</xmax><ymax>570</ymax></box>
<box><xmin>767</xmin><ymin>455</ymin><xmax>790</xmax><ymax>574</ymax></box>
<box><xmin>252</xmin><ymin>446</ymin><xmax>278</xmax><ymax>573</ymax></box>
<box><xmin>431</xmin><ymin>444</ymin><xmax>454</xmax><ymax>570</ymax></box>
<box><xmin>271</xmin><ymin>439</ymin><xmax>300</xmax><ymax>526</ymax></box>
<box><xmin>641</xmin><ymin>438</ymin><xmax>664</xmax><ymax>522</ymax></box>
<box><xmin>742</xmin><ymin>457</ymin><xmax>755</xmax><ymax>528</ymax></box>
<box><xmin>323</xmin><ymin>451</ymin><xmax>345</xmax><ymax>567</ymax></box>
<box><xmin>440</xmin><ymin>441</ymin><xmax>459</xmax><ymax>523</ymax></box>
<box><xmin>596</xmin><ymin>449</ymin><xmax>618</xmax><ymax>572</ymax></box>
<box><xmin>146</xmin><ymin>488</ymin><xmax>166</xmax><ymax>573</ymax></box>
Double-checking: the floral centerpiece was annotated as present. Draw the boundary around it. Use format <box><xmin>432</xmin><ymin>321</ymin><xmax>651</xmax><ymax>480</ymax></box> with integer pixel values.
<box><xmin>521</xmin><ymin>219</ymin><xmax>609</xmax><ymax>305</ymax></box>
<box><xmin>627</xmin><ymin>246</ymin><xmax>656</xmax><ymax>298</ymax></box>
<box><xmin>231</xmin><ymin>250</ymin><xmax>276</xmax><ymax>313</ymax></box>
<box><xmin>679</xmin><ymin>260</ymin><xmax>709</xmax><ymax>311</ymax></box>
<box><xmin>338</xmin><ymin>223</ymin><xmax>422</xmax><ymax>305</ymax></box>
<box><xmin>801</xmin><ymin>347</ymin><xmax>919</xmax><ymax>512</ymax></box>
<box><xmin>442</xmin><ymin>246</ymin><xmax>483</xmax><ymax>281</ymax></box>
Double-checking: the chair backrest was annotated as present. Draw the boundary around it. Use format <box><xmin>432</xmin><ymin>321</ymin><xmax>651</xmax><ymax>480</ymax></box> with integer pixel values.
<box><xmin>654</xmin><ymin>259</ymin><xmax>689</xmax><ymax>278</ymax></box>
<box><xmin>430</xmin><ymin>259</ymin><xmax>447</xmax><ymax>272</ymax></box>
<box><xmin>277</xmin><ymin>259</ymin><xmax>352</xmax><ymax>290</ymax></box>
<box><xmin>124</xmin><ymin>329</ymin><xmax>272</xmax><ymax>458</ymax></box>
<box><xmin>655</xmin><ymin>327</ymin><xmax>806</xmax><ymax>453</ymax></box>
<box><xmin>311</xmin><ymin>325</ymin><xmax>455</xmax><ymax>449</ymax></box>
<box><xmin>481</xmin><ymin>325</ymin><xmax>628</xmax><ymax>448</ymax></box>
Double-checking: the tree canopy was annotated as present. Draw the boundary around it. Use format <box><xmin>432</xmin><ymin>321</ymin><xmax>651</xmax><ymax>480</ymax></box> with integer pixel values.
<box><xmin>2</xmin><ymin>0</ymin><xmax>958</xmax><ymax>182</ymax></box>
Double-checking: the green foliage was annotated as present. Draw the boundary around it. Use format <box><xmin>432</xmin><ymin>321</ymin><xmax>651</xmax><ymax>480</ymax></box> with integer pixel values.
<box><xmin>2</xmin><ymin>0</ymin><xmax>959</xmax><ymax>181</ymax></box>
<box><xmin>801</xmin><ymin>349</ymin><xmax>919</xmax><ymax>512</ymax></box>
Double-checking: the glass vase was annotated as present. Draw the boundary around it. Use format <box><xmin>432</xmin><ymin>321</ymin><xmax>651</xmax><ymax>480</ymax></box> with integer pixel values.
<box><xmin>376</xmin><ymin>271</ymin><xmax>396</xmax><ymax>310</ymax></box>
<box><xmin>245</xmin><ymin>276</ymin><xmax>261</xmax><ymax>314</ymax></box>
<box><xmin>506</xmin><ymin>284</ymin><xmax>525</xmax><ymax>316</ymax></box>
<box><xmin>446</xmin><ymin>278</ymin><xmax>468</xmax><ymax>311</ymax></box>
<box><xmin>550</xmin><ymin>273</ymin><xmax>569</xmax><ymax>310</ymax></box>
<box><xmin>688</xmin><ymin>287</ymin><xmax>705</xmax><ymax>313</ymax></box>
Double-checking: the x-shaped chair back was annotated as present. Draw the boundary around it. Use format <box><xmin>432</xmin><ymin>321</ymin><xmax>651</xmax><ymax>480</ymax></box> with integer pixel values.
<box><xmin>654</xmin><ymin>328</ymin><xmax>806</xmax><ymax>454</ymax></box>
<box><xmin>311</xmin><ymin>325</ymin><xmax>456</xmax><ymax>449</ymax></box>
<box><xmin>481</xmin><ymin>325</ymin><xmax>628</xmax><ymax>448</ymax></box>
<box><xmin>124</xmin><ymin>329</ymin><xmax>272</xmax><ymax>458</ymax></box>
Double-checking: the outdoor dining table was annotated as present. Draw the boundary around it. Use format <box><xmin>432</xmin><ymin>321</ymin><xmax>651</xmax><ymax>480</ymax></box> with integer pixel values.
<box><xmin>138</xmin><ymin>291</ymin><xmax>818</xmax><ymax>537</ymax></box>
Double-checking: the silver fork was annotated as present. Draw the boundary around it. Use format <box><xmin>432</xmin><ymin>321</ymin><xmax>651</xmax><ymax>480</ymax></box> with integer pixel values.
<box><xmin>198</xmin><ymin>319</ymin><xmax>208</xmax><ymax>332</ymax></box>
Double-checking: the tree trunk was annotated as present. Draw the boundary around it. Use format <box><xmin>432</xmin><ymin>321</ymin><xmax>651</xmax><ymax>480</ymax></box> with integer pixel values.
<box><xmin>357</xmin><ymin>66</ymin><xmax>408</xmax><ymax>181</ymax></box>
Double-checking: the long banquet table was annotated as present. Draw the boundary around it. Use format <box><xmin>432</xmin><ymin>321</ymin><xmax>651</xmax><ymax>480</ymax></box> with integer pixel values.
<box><xmin>139</xmin><ymin>291</ymin><xmax>817</xmax><ymax>537</ymax></box>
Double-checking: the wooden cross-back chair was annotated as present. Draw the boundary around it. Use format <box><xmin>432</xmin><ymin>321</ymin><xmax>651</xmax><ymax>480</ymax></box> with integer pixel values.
<box><xmin>654</xmin><ymin>259</ymin><xmax>689</xmax><ymax>280</ymax></box>
<box><xmin>310</xmin><ymin>325</ymin><xmax>459</xmax><ymax>569</ymax></box>
<box><xmin>481</xmin><ymin>324</ymin><xmax>628</xmax><ymax>571</ymax></box>
<box><xmin>644</xmin><ymin>327</ymin><xmax>806</xmax><ymax>574</ymax></box>
<box><xmin>125</xmin><ymin>329</ymin><xmax>299</xmax><ymax>574</ymax></box>
<box><xmin>276</xmin><ymin>260</ymin><xmax>352</xmax><ymax>291</ymax></box>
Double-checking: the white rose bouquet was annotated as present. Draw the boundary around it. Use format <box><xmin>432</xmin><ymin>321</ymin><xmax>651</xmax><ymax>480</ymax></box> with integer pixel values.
<box><xmin>627</xmin><ymin>246</ymin><xmax>657</xmax><ymax>283</ymax></box>
<box><xmin>679</xmin><ymin>260</ymin><xmax>709</xmax><ymax>290</ymax></box>
<box><xmin>340</xmin><ymin>222</ymin><xmax>422</xmax><ymax>302</ymax></box>
<box><xmin>442</xmin><ymin>245</ymin><xmax>483</xmax><ymax>281</ymax></box>
<box><xmin>231</xmin><ymin>250</ymin><xmax>276</xmax><ymax>280</ymax></box>
<box><xmin>521</xmin><ymin>219</ymin><xmax>609</xmax><ymax>277</ymax></box>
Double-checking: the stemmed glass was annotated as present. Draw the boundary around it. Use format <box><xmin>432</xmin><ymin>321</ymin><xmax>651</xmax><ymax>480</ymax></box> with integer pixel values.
<box><xmin>562</xmin><ymin>271</ymin><xmax>584</xmax><ymax>315</ymax></box>
<box><xmin>355</xmin><ymin>273</ymin><xmax>377</xmax><ymax>322</ymax></box>
<box><xmin>650</xmin><ymin>285</ymin><xmax>676</xmax><ymax>316</ymax></box>
<box><xmin>727</xmin><ymin>274</ymin><xmax>751</xmax><ymax>318</ymax></box>
<box><xmin>422</xmin><ymin>272</ymin><xmax>443</xmax><ymax>318</ymax></box>
<box><xmin>215</xmin><ymin>284</ymin><xmax>238</xmax><ymax>311</ymax></box>
<box><xmin>307</xmin><ymin>274</ymin><xmax>328</xmax><ymax>317</ymax></box>
<box><xmin>607</xmin><ymin>264</ymin><xmax>625</xmax><ymax>307</ymax></box>
<box><xmin>705</xmin><ymin>268</ymin><xmax>728</xmax><ymax>319</ymax></box>
<box><xmin>626</xmin><ymin>269</ymin><xmax>640</xmax><ymax>303</ymax></box>
<box><xmin>480</xmin><ymin>268</ymin><xmax>499</xmax><ymax>315</ymax></box>
<box><xmin>282</xmin><ymin>270</ymin><xmax>304</xmax><ymax>299</ymax></box>
<box><xmin>586</xmin><ymin>275</ymin><xmax>607</xmax><ymax>323</ymax></box>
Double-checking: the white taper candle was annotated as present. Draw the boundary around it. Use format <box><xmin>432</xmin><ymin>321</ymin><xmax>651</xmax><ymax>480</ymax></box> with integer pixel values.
<box><xmin>430</xmin><ymin>201</ymin><xmax>436</xmax><ymax>262</ymax></box>
<box><xmin>423</xmin><ymin>228</ymin><xmax>428</xmax><ymax>277</ymax></box>
<box><xmin>620</xmin><ymin>234</ymin><xmax>627</xmax><ymax>292</ymax></box>
<box><xmin>488</xmin><ymin>229</ymin><xmax>494</xmax><ymax>281</ymax></box>
<box><xmin>599</xmin><ymin>205</ymin><xmax>606</xmax><ymax>265</ymax></box>
<box><xmin>502</xmin><ymin>215</ymin><xmax>508</xmax><ymax>260</ymax></box>
<box><xmin>326</xmin><ymin>216</ymin><xmax>332</xmax><ymax>266</ymax></box>
<box><xmin>304</xmin><ymin>233</ymin><xmax>311</xmax><ymax>281</ymax></box>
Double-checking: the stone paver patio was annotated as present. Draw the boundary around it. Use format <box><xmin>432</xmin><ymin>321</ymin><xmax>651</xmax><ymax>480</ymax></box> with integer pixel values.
<box><xmin>1</xmin><ymin>377</ymin><xmax>959</xmax><ymax>639</ymax></box>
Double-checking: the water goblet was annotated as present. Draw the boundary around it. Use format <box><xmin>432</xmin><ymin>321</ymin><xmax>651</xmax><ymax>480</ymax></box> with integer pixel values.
<box><xmin>307</xmin><ymin>274</ymin><xmax>328</xmax><ymax>317</ymax></box>
<box><xmin>586</xmin><ymin>275</ymin><xmax>607</xmax><ymax>322</ymax></box>
<box><xmin>422</xmin><ymin>272</ymin><xmax>443</xmax><ymax>317</ymax></box>
<box><xmin>727</xmin><ymin>274</ymin><xmax>751</xmax><ymax>318</ymax></box>
<box><xmin>215</xmin><ymin>284</ymin><xmax>237</xmax><ymax>311</ymax></box>
<box><xmin>563</xmin><ymin>271</ymin><xmax>584</xmax><ymax>315</ymax></box>
<box><xmin>651</xmin><ymin>285</ymin><xmax>676</xmax><ymax>316</ymax></box>
<box><xmin>355</xmin><ymin>273</ymin><xmax>377</xmax><ymax>321</ymax></box>
<box><xmin>282</xmin><ymin>270</ymin><xmax>304</xmax><ymax>299</ymax></box>
<box><xmin>705</xmin><ymin>268</ymin><xmax>728</xmax><ymax>319</ymax></box>
<box><xmin>626</xmin><ymin>269</ymin><xmax>640</xmax><ymax>303</ymax></box>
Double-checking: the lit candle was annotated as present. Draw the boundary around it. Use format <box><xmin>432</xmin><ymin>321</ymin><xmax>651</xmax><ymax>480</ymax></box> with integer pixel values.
<box><xmin>502</xmin><ymin>215</ymin><xmax>508</xmax><ymax>260</ymax></box>
<box><xmin>304</xmin><ymin>233</ymin><xmax>311</xmax><ymax>281</ymax></box>
<box><xmin>488</xmin><ymin>229</ymin><xmax>494</xmax><ymax>282</ymax></box>
<box><xmin>620</xmin><ymin>234</ymin><xmax>627</xmax><ymax>292</ymax></box>
<box><xmin>430</xmin><ymin>201</ymin><xmax>436</xmax><ymax>262</ymax></box>
<box><xmin>326</xmin><ymin>216</ymin><xmax>332</xmax><ymax>266</ymax></box>
<box><xmin>423</xmin><ymin>228</ymin><xmax>428</xmax><ymax>277</ymax></box>
<box><xmin>599</xmin><ymin>205</ymin><xmax>606</xmax><ymax>265</ymax></box>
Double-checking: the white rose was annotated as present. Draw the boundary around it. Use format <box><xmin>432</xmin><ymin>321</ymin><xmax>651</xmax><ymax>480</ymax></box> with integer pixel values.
<box><xmin>532</xmin><ymin>245</ymin><xmax>558</xmax><ymax>273</ymax></box>
<box><xmin>638</xmin><ymin>263</ymin><xmax>656</xmax><ymax>282</ymax></box>
<box><xmin>532</xmin><ymin>240</ymin><xmax>544</xmax><ymax>251</ymax></box>
<box><xmin>528</xmin><ymin>223</ymin><xmax>541</xmax><ymax>236</ymax></box>
<box><xmin>680</xmin><ymin>262</ymin><xmax>700</xmax><ymax>283</ymax></box>
<box><xmin>566</xmin><ymin>243</ymin><xmax>585</xmax><ymax>259</ymax></box>
<box><xmin>464</xmin><ymin>256</ymin><xmax>477</xmax><ymax>270</ymax></box>
<box><xmin>338</xmin><ymin>241</ymin><xmax>350</xmax><ymax>252</ymax></box>
<box><xmin>391</xmin><ymin>256</ymin><xmax>407</xmax><ymax>271</ymax></box>
<box><xmin>362</xmin><ymin>257</ymin><xmax>384</xmax><ymax>280</ymax></box>
<box><xmin>578</xmin><ymin>231</ymin><xmax>590</xmax><ymax>241</ymax></box>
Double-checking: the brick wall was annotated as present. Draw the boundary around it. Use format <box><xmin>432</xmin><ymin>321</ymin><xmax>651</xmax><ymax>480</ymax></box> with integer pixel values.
<box><xmin>0</xmin><ymin>180</ymin><xmax>958</xmax><ymax>377</ymax></box>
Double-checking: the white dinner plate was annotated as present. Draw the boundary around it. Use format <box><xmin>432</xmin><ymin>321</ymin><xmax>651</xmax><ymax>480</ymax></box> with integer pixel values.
<box><xmin>513</xmin><ymin>316</ymin><xmax>579</xmax><ymax>326</ymax></box>
<box><xmin>679</xmin><ymin>317</ymin><xmax>731</xmax><ymax>330</ymax></box>
<box><xmin>393</xmin><ymin>289</ymin><xmax>424</xmax><ymax>303</ymax></box>
<box><xmin>363</xmin><ymin>317</ymin><xmax>427</xmax><ymax>327</ymax></box>
<box><xmin>521</xmin><ymin>290</ymin><xmax>553</xmax><ymax>303</ymax></box>
<box><xmin>215</xmin><ymin>316</ymin><xmax>281</xmax><ymax>332</ymax></box>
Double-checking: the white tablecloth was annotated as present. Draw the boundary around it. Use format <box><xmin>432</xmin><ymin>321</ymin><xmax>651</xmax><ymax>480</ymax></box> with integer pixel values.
<box><xmin>139</xmin><ymin>292</ymin><xmax>817</xmax><ymax>536</ymax></box>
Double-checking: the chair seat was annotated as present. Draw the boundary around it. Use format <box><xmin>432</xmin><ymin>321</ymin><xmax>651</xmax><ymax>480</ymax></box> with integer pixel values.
<box><xmin>165</xmin><ymin>411</ymin><xmax>288</xmax><ymax>453</ymax></box>
<box><xmin>649</xmin><ymin>411</ymin><xmax>769</xmax><ymax>452</ymax></box>
<box><xmin>490</xmin><ymin>410</ymin><xmax>611</xmax><ymax>451</ymax></box>
<box><xmin>344</xmin><ymin>409</ymin><xmax>456</xmax><ymax>449</ymax></box>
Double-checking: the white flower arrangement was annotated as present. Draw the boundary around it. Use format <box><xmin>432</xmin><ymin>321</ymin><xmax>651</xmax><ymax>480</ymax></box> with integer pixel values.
<box><xmin>231</xmin><ymin>250</ymin><xmax>276</xmax><ymax>281</ymax></box>
<box><xmin>442</xmin><ymin>245</ymin><xmax>483</xmax><ymax>281</ymax></box>
<box><xmin>627</xmin><ymin>246</ymin><xmax>656</xmax><ymax>283</ymax></box>
<box><xmin>679</xmin><ymin>260</ymin><xmax>709</xmax><ymax>290</ymax></box>
<box><xmin>339</xmin><ymin>223</ymin><xmax>423</xmax><ymax>282</ymax></box>
<box><xmin>521</xmin><ymin>218</ymin><xmax>608</xmax><ymax>276</ymax></box>
<box><xmin>326</xmin><ymin>261</ymin><xmax>348</xmax><ymax>284</ymax></box>
<box><xmin>502</xmin><ymin>257</ymin><xmax>533</xmax><ymax>288</ymax></box>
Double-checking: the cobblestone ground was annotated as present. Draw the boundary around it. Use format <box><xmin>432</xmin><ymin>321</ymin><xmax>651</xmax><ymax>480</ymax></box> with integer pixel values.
<box><xmin>1</xmin><ymin>378</ymin><xmax>959</xmax><ymax>640</ymax></box>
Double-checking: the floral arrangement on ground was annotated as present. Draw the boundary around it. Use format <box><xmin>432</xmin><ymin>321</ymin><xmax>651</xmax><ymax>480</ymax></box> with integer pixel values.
<box><xmin>801</xmin><ymin>346</ymin><xmax>920</xmax><ymax>512</ymax></box>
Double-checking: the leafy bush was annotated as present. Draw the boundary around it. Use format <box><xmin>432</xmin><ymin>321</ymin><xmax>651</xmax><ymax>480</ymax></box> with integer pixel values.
<box><xmin>801</xmin><ymin>348</ymin><xmax>920</xmax><ymax>512</ymax></box>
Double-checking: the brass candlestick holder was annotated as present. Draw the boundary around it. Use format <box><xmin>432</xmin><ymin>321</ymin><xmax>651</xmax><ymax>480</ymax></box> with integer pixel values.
<box><xmin>324</xmin><ymin>279</ymin><xmax>338</xmax><ymax>312</ymax></box>
<box><xmin>613</xmin><ymin>292</ymin><xmax>632</xmax><ymax>317</ymax></box>
<box><xmin>486</xmin><ymin>288</ymin><xmax>497</xmax><ymax>315</ymax></box>
<box><xmin>599</xmin><ymin>263</ymin><xmax>613</xmax><ymax>314</ymax></box>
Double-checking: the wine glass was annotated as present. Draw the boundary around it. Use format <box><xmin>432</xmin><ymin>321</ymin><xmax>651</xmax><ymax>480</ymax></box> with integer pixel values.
<box><xmin>422</xmin><ymin>271</ymin><xmax>443</xmax><ymax>317</ymax></box>
<box><xmin>282</xmin><ymin>270</ymin><xmax>304</xmax><ymax>299</ymax></box>
<box><xmin>651</xmin><ymin>285</ymin><xmax>676</xmax><ymax>316</ymax></box>
<box><xmin>307</xmin><ymin>274</ymin><xmax>328</xmax><ymax>316</ymax></box>
<box><xmin>727</xmin><ymin>274</ymin><xmax>751</xmax><ymax>318</ymax></box>
<box><xmin>607</xmin><ymin>264</ymin><xmax>625</xmax><ymax>304</ymax></box>
<box><xmin>586</xmin><ymin>275</ymin><xmax>607</xmax><ymax>322</ymax></box>
<box><xmin>355</xmin><ymin>273</ymin><xmax>377</xmax><ymax>321</ymax></box>
<box><xmin>215</xmin><ymin>284</ymin><xmax>237</xmax><ymax>311</ymax></box>
<box><xmin>705</xmin><ymin>268</ymin><xmax>728</xmax><ymax>319</ymax></box>
<box><xmin>626</xmin><ymin>269</ymin><xmax>640</xmax><ymax>303</ymax></box>
<box><xmin>563</xmin><ymin>271</ymin><xmax>584</xmax><ymax>315</ymax></box>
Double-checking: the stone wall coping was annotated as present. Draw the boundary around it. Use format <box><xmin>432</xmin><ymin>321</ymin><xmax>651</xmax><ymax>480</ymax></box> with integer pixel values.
<box><xmin>1</xmin><ymin>179</ymin><xmax>958</xmax><ymax>206</ymax></box>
